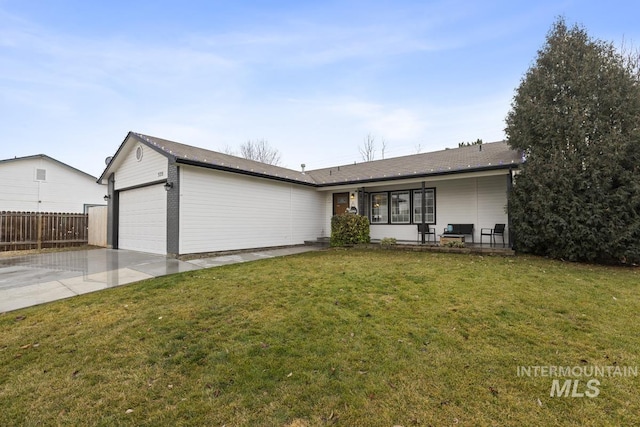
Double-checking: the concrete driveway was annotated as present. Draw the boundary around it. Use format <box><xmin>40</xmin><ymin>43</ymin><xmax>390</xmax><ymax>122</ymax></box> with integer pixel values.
<box><xmin>0</xmin><ymin>246</ymin><xmax>320</xmax><ymax>313</ymax></box>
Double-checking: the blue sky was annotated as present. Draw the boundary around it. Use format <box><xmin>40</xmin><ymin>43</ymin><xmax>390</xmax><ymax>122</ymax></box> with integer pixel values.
<box><xmin>1</xmin><ymin>1</ymin><xmax>639</xmax><ymax>177</ymax></box>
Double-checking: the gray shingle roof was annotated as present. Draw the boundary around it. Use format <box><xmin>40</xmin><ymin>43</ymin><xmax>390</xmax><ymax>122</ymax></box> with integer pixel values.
<box><xmin>130</xmin><ymin>133</ymin><xmax>522</xmax><ymax>187</ymax></box>
<box><xmin>133</xmin><ymin>133</ymin><xmax>317</xmax><ymax>185</ymax></box>
<box><xmin>306</xmin><ymin>141</ymin><xmax>522</xmax><ymax>185</ymax></box>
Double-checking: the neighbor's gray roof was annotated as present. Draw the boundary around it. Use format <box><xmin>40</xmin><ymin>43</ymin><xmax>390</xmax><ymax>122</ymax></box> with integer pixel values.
<box><xmin>124</xmin><ymin>133</ymin><xmax>522</xmax><ymax>187</ymax></box>
<box><xmin>0</xmin><ymin>154</ymin><xmax>99</xmax><ymax>180</ymax></box>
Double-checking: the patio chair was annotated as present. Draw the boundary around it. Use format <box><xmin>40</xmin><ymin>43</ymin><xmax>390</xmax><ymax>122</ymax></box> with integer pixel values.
<box><xmin>417</xmin><ymin>224</ymin><xmax>435</xmax><ymax>243</ymax></box>
<box><xmin>480</xmin><ymin>224</ymin><xmax>506</xmax><ymax>247</ymax></box>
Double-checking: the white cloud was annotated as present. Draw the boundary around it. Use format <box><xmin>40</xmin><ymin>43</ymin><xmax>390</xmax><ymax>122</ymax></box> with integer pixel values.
<box><xmin>328</xmin><ymin>100</ymin><xmax>428</xmax><ymax>141</ymax></box>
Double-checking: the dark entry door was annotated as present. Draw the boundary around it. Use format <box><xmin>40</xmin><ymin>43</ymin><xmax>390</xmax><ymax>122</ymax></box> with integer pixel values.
<box><xmin>333</xmin><ymin>192</ymin><xmax>350</xmax><ymax>215</ymax></box>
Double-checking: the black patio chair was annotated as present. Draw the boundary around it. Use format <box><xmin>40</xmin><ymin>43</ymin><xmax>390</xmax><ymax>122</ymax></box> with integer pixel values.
<box><xmin>480</xmin><ymin>224</ymin><xmax>506</xmax><ymax>247</ymax></box>
<box><xmin>417</xmin><ymin>224</ymin><xmax>435</xmax><ymax>243</ymax></box>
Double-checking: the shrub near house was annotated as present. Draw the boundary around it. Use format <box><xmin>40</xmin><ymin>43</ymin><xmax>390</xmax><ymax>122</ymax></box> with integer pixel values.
<box><xmin>330</xmin><ymin>213</ymin><xmax>370</xmax><ymax>247</ymax></box>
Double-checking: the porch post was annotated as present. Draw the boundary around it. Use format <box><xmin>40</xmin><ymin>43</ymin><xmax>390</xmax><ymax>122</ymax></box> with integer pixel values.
<box><xmin>421</xmin><ymin>181</ymin><xmax>426</xmax><ymax>244</ymax></box>
<box><xmin>106</xmin><ymin>173</ymin><xmax>118</xmax><ymax>249</ymax></box>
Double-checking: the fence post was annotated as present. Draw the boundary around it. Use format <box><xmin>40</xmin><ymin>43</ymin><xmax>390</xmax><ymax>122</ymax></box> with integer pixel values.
<box><xmin>37</xmin><ymin>213</ymin><xmax>43</xmax><ymax>250</ymax></box>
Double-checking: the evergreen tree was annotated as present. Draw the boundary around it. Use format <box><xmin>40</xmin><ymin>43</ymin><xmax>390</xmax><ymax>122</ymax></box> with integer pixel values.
<box><xmin>505</xmin><ymin>18</ymin><xmax>640</xmax><ymax>264</ymax></box>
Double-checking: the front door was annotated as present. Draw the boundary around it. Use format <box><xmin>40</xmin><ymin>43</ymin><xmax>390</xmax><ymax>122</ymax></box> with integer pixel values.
<box><xmin>333</xmin><ymin>192</ymin><xmax>350</xmax><ymax>215</ymax></box>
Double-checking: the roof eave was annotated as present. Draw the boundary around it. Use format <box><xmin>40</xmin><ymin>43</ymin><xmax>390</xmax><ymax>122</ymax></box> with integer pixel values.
<box><xmin>312</xmin><ymin>163</ymin><xmax>520</xmax><ymax>187</ymax></box>
<box><xmin>175</xmin><ymin>158</ymin><xmax>317</xmax><ymax>187</ymax></box>
<box><xmin>98</xmin><ymin>132</ymin><xmax>176</xmax><ymax>184</ymax></box>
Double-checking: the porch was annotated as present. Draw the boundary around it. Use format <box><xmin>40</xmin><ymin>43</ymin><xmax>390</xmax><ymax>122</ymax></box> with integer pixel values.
<box><xmin>370</xmin><ymin>239</ymin><xmax>515</xmax><ymax>256</ymax></box>
<box><xmin>305</xmin><ymin>237</ymin><xmax>515</xmax><ymax>256</ymax></box>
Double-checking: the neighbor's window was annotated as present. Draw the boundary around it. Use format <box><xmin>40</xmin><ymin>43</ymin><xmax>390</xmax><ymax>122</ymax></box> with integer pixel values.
<box><xmin>413</xmin><ymin>189</ymin><xmax>435</xmax><ymax>223</ymax></box>
<box><xmin>391</xmin><ymin>191</ymin><xmax>410</xmax><ymax>224</ymax></box>
<box><xmin>370</xmin><ymin>193</ymin><xmax>388</xmax><ymax>223</ymax></box>
<box><xmin>35</xmin><ymin>168</ymin><xmax>47</xmax><ymax>181</ymax></box>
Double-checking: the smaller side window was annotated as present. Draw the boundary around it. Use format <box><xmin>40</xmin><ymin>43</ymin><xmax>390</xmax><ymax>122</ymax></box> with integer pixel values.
<box><xmin>35</xmin><ymin>168</ymin><xmax>47</xmax><ymax>181</ymax></box>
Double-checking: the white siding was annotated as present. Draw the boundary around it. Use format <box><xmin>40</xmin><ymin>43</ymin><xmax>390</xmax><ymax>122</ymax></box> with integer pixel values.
<box><xmin>179</xmin><ymin>166</ymin><xmax>325</xmax><ymax>254</ymax></box>
<box><xmin>119</xmin><ymin>184</ymin><xmax>167</xmax><ymax>254</ymax></box>
<box><xmin>0</xmin><ymin>157</ymin><xmax>106</xmax><ymax>213</ymax></box>
<box><xmin>476</xmin><ymin>174</ymin><xmax>509</xmax><ymax>239</ymax></box>
<box><xmin>114</xmin><ymin>142</ymin><xmax>168</xmax><ymax>190</ymax></box>
<box><xmin>433</xmin><ymin>175</ymin><xmax>508</xmax><ymax>242</ymax></box>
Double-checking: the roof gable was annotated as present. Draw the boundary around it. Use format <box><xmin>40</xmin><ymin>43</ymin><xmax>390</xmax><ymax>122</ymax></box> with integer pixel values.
<box><xmin>0</xmin><ymin>154</ymin><xmax>99</xmax><ymax>181</ymax></box>
<box><xmin>100</xmin><ymin>132</ymin><xmax>316</xmax><ymax>186</ymax></box>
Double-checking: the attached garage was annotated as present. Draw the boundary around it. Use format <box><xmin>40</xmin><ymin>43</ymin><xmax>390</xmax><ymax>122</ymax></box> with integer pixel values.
<box><xmin>100</xmin><ymin>132</ymin><xmax>324</xmax><ymax>257</ymax></box>
<box><xmin>118</xmin><ymin>184</ymin><xmax>167</xmax><ymax>254</ymax></box>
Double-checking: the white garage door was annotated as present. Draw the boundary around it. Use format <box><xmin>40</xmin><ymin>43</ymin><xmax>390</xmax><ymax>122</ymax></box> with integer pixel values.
<box><xmin>119</xmin><ymin>184</ymin><xmax>167</xmax><ymax>254</ymax></box>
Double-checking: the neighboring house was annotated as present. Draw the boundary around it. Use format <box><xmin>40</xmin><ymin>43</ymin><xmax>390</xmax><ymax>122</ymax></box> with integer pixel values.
<box><xmin>0</xmin><ymin>155</ymin><xmax>106</xmax><ymax>213</ymax></box>
<box><xmin>99</xmin><ymin>132</ymin><xmax>522</xmax><ymax>256</ymax></box>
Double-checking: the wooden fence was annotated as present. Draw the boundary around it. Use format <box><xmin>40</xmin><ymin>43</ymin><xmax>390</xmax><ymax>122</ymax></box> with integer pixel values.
<box><xmin>0</xmin><ymin>211</ymin><xmax>88</xmax><ymax>252</ymax></box>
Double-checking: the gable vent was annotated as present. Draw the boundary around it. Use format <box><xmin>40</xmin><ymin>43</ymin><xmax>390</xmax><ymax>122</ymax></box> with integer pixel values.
<box><xmin>35</xmin><ymin>168</ymin><xmax>47</xmax><ymax>181</ymax></box>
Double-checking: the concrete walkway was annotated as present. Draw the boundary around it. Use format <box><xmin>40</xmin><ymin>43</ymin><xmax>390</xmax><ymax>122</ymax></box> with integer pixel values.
<box><xmin>0</xmin><ymin>246</ymin><xmax>321</xmax><ymax>313</ymax></box>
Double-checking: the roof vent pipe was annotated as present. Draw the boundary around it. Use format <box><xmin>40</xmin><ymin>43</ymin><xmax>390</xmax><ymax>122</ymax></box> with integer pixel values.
<box><xmin>479</xmin><ymin>144</ymin><xmax>482</xmax><ymax>152</ymax></box>
<box><xmin>301</xmin><ymin>163</ymin><xmax>306</xmax><ymax>174</ymax></box>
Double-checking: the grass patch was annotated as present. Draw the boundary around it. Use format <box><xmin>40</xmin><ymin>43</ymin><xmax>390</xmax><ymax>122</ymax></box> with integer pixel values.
<box><xmin>1</xmin><ymin>250</ymin><xmax>639</xmax><ymax>426</ymax></box>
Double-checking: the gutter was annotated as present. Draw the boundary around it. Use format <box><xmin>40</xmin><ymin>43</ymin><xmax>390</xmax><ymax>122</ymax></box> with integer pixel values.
<box><xmin>311</xmin><ymin>163</ymin><xmax>520</xmax><ymax>188</ymax></box>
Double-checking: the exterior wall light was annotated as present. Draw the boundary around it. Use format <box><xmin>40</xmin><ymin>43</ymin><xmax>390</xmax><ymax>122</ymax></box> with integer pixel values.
<box><xmin>104</xmin><ymin>195</ymin><xmax>111</xmax><ymax>201</ymax></box>
<box><xmin>164</xmin><ymin>182</ymin><xmax>174</xmax><ymax>191</ymax></box>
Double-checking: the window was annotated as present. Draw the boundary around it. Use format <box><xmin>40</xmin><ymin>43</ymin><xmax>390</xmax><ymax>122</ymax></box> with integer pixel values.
<box><xmin>35</xmin><ymin>168</ymin><xmax>47</xmax><ymax>181</ymax></box>
<box><xmin>413</xmin><ymin>189</ymin><xmax>435</xmax><ymax>223</ymax></box>
<box><xmin>370</xmin><ymin>193</ymin><xmax>388</xmax><ymax>223</ymax></box>
<box><xmin>369</xmin><ymin>188</ymin><xmax>436</xmax><ymax>225</ymax></box>
<box><xmin>391</xmin><ymin>191</ymin><xmax>410</xmax><ymax>223</ymax></box>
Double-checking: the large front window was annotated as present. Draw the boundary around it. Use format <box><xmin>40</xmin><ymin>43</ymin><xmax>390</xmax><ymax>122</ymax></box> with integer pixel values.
<box><xmin>413</xmin><ymin>189</ymin><xmax>435</xmax><ymax>223</ymax></box>
<box><xmin>369</xmin><ymin>188</ymin><xmax>436</xmax><ymax>224</ymax></box>
<box><xmin>391</xmin><ymin>191</ymin><xmax>410</xmax><ymax>223</ymax></box>
<box><xmin>370</xmin><ymin>193</ymin><xmax>388</xmax><ymax>223</ymax></box>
